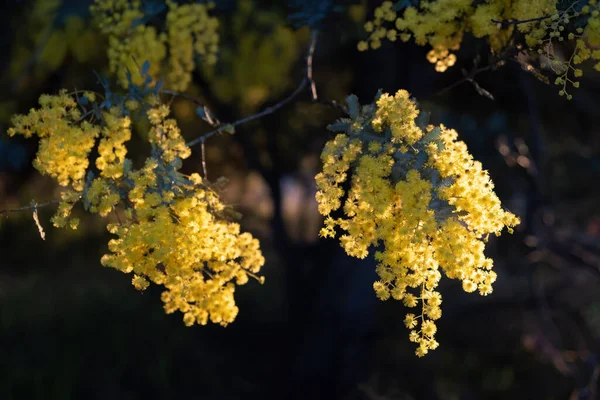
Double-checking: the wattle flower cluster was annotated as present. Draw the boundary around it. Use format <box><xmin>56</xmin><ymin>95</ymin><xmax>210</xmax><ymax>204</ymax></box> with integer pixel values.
<box><xmin>357</xmin><ymin>0</ymin><xmax>557</xmax><ymax>71</ymax></box>
<box><xmin>7</xmin><ymin>91</ymin><xmax>99</xmax><ymax>190</ymax></box>
<box><xmin>91</xmin><ymin>0</ymin><xmax>219</xmax><ymax>91</ymax></box>
<box><xmin>101</xmin><ymin>167</ymin><xmax>265</xmax><ymax>327</ymax></box>
<box><xmin>8</xmin><ymin>91</ymin><xmax>265</xmax><ymax>327</ymax></box>
<box><xmin>315</xmin><ymin>90</ymin><xmax>519</xmax><ymax>356</ymax></box>
<box><xmin>357</xmin><ymin>0</ymin><xmax>599</xmax><ymax>96</ymax></box>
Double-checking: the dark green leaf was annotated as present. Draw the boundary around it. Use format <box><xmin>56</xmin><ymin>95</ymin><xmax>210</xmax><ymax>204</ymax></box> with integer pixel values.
<box><xmin>345</xmin><ymin>94</ymin><xmax>360</xmax><ymax>119</ymax></box>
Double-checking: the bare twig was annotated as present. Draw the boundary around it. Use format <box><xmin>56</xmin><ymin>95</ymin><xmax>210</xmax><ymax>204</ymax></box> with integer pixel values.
<box><xmin>429</xmin><ymin>61</ymin><xmax>496</xmax><ymax>99</ymax></box>
<box><xmin>0</xmin><ymin>200</ymin><xmax>60</xmax><ymax>216</ymax></box>
<box><xmin>307</xmin><ymin>30</ymin><xmax>319</xmax><ymax>101</ymax></box>
<box><xmin>32</xmin><ymin>202</ymin><xmax>46</xmax><ymax>240</ymax></box>
<box><xmin>76</xmin><ymin>109</ymin><xmax>95</xmax><ymax>123</ymax></box>
<box><xmin>305</xmin><ymin>30</ymin><xmax>347</xmax><ymax>111</ymax></box>
<box><xmin>201</xmin><ymin>140</ymin><xmax>208</xmax><ymax>179</ymax></box>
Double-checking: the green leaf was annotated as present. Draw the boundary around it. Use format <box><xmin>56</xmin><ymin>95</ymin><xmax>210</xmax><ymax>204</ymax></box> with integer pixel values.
<box><xmin>437</xmin><ymin>177</ymin><xmax>455</xmax><ymax>188</ymax></box>
<box><xmin>421</xmin><ymin>126</ymin><xmax>442</xmax><ymax>143</ymax></box>
<box><xmin>345</xmin><ymin>94</ymin><xmax>360</xmax><ymax>119</ymax></box>
<box><xmin>327</xmin><ymin>118</ymin><xmax>352</xmax><ymax>133</ymax></box>
<box><xmin>141</xmin><ymin>60</ymin><xmax>150</xmax><ymax>77</ymax></box>
<box><xmin>428</xmin><ymin>168</ymin><xmax>440</xmax><ymax>186</ymax></box>
<box><xmin>413</xmin><ymin>151</ymin><xmax>428</xmax><ymax>170</ymax></box>
<box><xmin>196</xmin><ymin>106</ymin><xmax>218</xmax><ymax>126</ymax></box>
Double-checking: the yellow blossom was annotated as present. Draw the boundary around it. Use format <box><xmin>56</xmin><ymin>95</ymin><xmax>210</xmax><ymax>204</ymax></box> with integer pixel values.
<box><xmin>316</xmin><ymin>90</ymin><xmax>519</xmax><ymax>356</ymax></box>
<box><xmin>9</xmin><ymin>91</ymin><xmax>265</xmax><ymax>328</ymax></box>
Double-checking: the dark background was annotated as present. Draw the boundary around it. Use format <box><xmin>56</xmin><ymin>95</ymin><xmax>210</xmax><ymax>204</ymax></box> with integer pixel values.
<box><xmin>1</xmin><ymin>1</ymin><xmax>600</xmax><ymax>399</ymax></box>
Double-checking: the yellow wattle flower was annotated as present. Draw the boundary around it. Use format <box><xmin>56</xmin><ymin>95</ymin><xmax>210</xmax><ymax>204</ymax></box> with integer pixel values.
<box><xmin>315</xmin><ymin>89</ymin><xmax>519</xmax><ymax>356</ymax></box>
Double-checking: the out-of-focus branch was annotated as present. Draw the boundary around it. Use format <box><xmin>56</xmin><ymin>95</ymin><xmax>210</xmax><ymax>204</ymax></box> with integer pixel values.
<box><xmin>491</xmin><ymin>15</ymin><xmax>551</xmax><ymax>26</ymax></box>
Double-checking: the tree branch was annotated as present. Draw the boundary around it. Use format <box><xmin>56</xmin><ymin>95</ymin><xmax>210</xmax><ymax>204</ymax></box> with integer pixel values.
<box><xmin>186</xmin><ymin>28</ymin><xmax>345</xmax><ymax>149</ymax></box>
<box><xmin>186</xmin><ymin>78</ymin><xmax>309</xmax><ymax>148</ymax></box>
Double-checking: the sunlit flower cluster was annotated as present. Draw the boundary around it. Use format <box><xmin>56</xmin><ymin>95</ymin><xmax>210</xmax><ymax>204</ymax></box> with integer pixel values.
<box><xmin>91</xmin><ymin>0</ymin><xmax>219</xmax><ymax>90</ymax></box>
<box><xmin>357</xmin><ymin>0</ymin><xmax>473</xmax><ymax>71</ymax></box>
<box><xmin>527</xmin><ymin>1</ymin><xmax>600</xmax><ymax>98</ymax></box>
<box><xmin>101</xmin><ymin>168</ymin><xmax>265</xmax><ymax>327</ymax></box>
<box><xmin>7</xmin><ymin>90</ymin><xmax>99</xmax><ymax>190</ymax></box>
<box><xmin>96</xmin><ymin>107</ymin><xmax>132</xmax><ymax>179</ymax></box>
<box><xmin>357</xmin><ymin>0</ymin><xmax>599</xmax><ymax>93</ymax></box>
<box><xmin>315</xmin><ymin>90</ymin><xmax>519</xmax><ymax>356</ymax></box>
<box><xmin>8</xmin><ymin>90</ymin><xmax>265</xmax><ymax>327</ymax></box>
<box><xmin>358</xmin><ymin>0</ymin><xmax>557</xmax><ymax>62</ymax></box>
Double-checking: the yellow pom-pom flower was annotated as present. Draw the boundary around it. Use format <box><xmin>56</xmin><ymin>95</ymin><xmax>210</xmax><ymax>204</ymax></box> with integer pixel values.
<box><xmin>316</xmin><ymin>90</ymin><xmax>519</xmax><ymax>356</ymax></box>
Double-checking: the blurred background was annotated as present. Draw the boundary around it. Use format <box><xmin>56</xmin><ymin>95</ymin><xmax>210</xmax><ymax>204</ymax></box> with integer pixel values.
<box><xmin>1</xmin><ymin>0</ymin><xmax>600</xmax><ymax>399</ymax></box>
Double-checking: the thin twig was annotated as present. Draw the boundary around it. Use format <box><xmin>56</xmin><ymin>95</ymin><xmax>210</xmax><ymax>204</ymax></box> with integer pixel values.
<box><xmin>186</xmin><ymin>79</ymin><xmax>309</xmax><ymax>147</ymax></box>
<box><xmin>493</xmin><ymin>3</ymin><xmax>576</xmax><ymax>28</ymax></box>
<box><xmin>307</xmin><ymin>30</ymin><xmax>319</xmax><ymax>101</ymax></box>
<box><xmin>492</xmin><ymin>15</ymin><xmax>551</xmax><ymax>26</ymax></box>
<box><xmin>305</xmin><ymin>30</ymin><xmax>347</xmax><ymax>111</ymax></box>
<box><xmin>76</xmin><ymin>109</ymin><xmax>95</xmax><ymax>123</ymax></box>
<box><xmin>32</xmin><ymin>202</ymin><xmax>46</xmax><ymax>240</ymax></box>
<box><xmin>429</xmin><ymin>63</ymin><xmax>495</xmax><ymax>99</ymax></box>
<box><xmin>0</xmin><ymin>200</ymin><xmax>60</xmax><ymax>216</ymax></box>
<box><xmin>201</xmin><ymin>140</ymin><xmax>208</xmax><ymax>179</ymax></box>
<box><xmin>162</xmin><ymin>90</ymin><xmax>206</xmax><ymax>108</ymax></box>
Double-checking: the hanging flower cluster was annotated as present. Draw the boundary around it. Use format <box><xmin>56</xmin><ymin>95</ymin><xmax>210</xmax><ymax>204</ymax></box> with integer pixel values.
<box><xmin>358</xmin><ymin>0</ymin><xmax>600</xmax><ymax>97</ymax></box>
<box><xmin>315</xmin><ymin>90</ymin><xmax>520</xmax><ymax>356</ymax></box>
